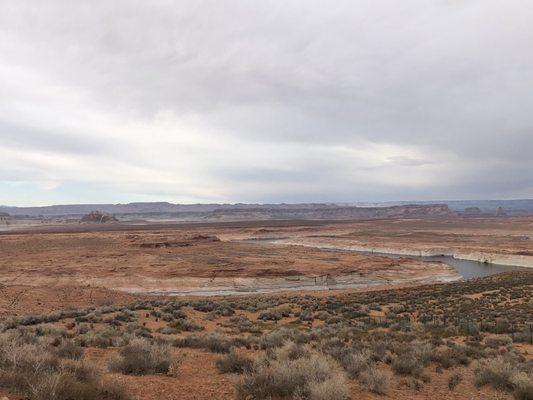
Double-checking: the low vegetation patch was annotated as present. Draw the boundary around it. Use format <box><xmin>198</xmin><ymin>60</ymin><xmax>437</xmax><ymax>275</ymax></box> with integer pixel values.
<box><xmin>108</xmin><ymin>338</ymin><xmax>172</xmax><ymax>375</ymax></box>
<box><xmin>236</xmin><ymin>345</ymin><xmax>348</xmax><ymax>400</ymax></box>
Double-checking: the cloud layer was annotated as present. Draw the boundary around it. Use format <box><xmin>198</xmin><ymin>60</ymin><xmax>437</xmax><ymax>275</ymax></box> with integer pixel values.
<box><xmin>1</xmin><ymin>0</ymin><xmax>532</xmax><ymax>205</ymax></box>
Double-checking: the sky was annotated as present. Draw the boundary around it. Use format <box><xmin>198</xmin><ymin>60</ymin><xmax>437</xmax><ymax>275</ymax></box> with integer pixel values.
<box><xmin>1</xmin><ymin>1</ymin><xmax>533</xmax><ymax>206</ymax></box>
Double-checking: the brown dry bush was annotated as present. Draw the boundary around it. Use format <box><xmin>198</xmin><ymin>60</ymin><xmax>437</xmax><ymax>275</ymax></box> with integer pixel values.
<box><xmin>216</xmin><ymin>349</ymin><xmax>254</xmax><ymax>374</ymax></box>
<box><xmin>108</xmin><ymin>338</ymin><xmax>172</xmax><ymax>375</ymax></box>
<box><xmin>448</xmin><ymin>373</ymin><xmax>462</xmax><ymax>390</ymax></box>
<box><xmin>391</xmin><ymin>355</ymin><xmax>422</xmax><ymax>376</ymax></box>
<box><xmin>359</xmin><ymin>368</ymin><xmax>391</xmax><ymax>394</ymax></box>
<box><xmin>0</xmin><ymin>332</ymin><xmax>128</xmax><ymax>400</ymax></box>
<box><xmin>511</xmin><ymin>372</ymin><xmax>533</xmax><ymax>400</ymax></box>
<box><xmin>236</xmin><ymin>344</ymin><xmax>348</xmax><ymax>400</ymax></box>
<box><xmin>475</xmin><ymin>356</ymin><xmax>533</xmax><ymax>400</ymax></box>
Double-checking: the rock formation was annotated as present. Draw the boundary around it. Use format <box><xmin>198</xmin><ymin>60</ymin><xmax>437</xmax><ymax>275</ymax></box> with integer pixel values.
<box><xmin>80</xmin><ymin>211</ymin><xmax>118</xmax><ymax>223</ymax></box>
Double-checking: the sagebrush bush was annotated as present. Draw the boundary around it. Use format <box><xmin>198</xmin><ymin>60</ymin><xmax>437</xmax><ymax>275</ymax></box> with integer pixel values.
<box><xmin>236</xmin><ymin>344</ymin><xmax>348</xmax><ymax>400</ymax></box>
<box><xmin>448</xmin><ymin>373</ymin><xmax>462</xmax><ymax>390</ymax></box>
<box><xmin>0</xmin><ymin>331</ymin><xmax>128</xmax><ymax>400</ymax></box>
<box><xmin>54</xmin><ymin>339</ymin><xmax>84</xmax><ymax>360</ymax></box>
<box><xmin>359</xmin><ymin>368</ymin><xmax>390</xmax><ymax>394</ymax></box>
<box><xmin>391</xmin><ymin>355</ymin><xmax>422</xmax><ymax>376</ymax></box>
<box><xmin>108</xmin><ymin>338</ymin><xmax>172</xmax><ymax>375</ymax></box>
<box><xmin>216</xmin><ymin>350</ymin><xmax>254</xmax><ymax>374</ymax></box>
<box><xmin>475</xmin><ymin>357</ymin><xmax>518</xmax><ymax>391</ymax></box>
<box><xmin>511</xmin><ymin>372</ymin><xmax>533</xmax><ymax>400</ymax></box>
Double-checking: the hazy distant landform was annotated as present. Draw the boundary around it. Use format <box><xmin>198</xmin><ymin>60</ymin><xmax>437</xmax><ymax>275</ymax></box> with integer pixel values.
<box><xmin>1</xmin><ymin>200</ymin><xmax>532</xmax><ymax>223</ymax></box>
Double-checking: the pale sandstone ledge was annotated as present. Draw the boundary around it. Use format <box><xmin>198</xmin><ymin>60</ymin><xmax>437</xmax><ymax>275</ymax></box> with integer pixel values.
<box><xmin>278</xmin><ymin>240</ymin><xmax>533</xmax><ymax>269</ymax></box>
<box><xmin>0</xmin><ymin>264</ymin><xmax>460</xmax><ymax>297</ymax></box>
<box><xmin>113</xmin><ymin>269</ymin><xmax>460</xmax><ymax>296</ymax></box>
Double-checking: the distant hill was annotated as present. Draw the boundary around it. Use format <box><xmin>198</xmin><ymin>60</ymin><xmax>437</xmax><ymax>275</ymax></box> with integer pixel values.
<box><xmin>0</xmin><ymin>202</ymin><xmax>453</xmax><ymax>220</ymax></box>
<box><xmin>377</xmin><ymin>199</ymin><xmax>533</xmax><ymax>215</ymax></box>
<box><xmin>1</xmin><ymin>200</ymin><xmax>532</xmax><ymax>220</ymax></box>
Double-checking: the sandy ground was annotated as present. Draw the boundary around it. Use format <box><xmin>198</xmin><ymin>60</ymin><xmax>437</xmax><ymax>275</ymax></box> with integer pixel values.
<box><xmin>221</xmin><ymin>216</ymin><xmax>533</xmax><ymax>267</ymax></box>
<box><xmin>0</xmin><ymin>215</ymin><xmax>531</xmax><ymax>309</ymax></box>
<box><xmin>0</xmin><ymin>218</ymin><xmax>531</xmax><ymax>400</ymax></box>
<box><xmin>0</xmin><ymin>226</ymin><xmax>458</xmax><ymax>296</ymax></box>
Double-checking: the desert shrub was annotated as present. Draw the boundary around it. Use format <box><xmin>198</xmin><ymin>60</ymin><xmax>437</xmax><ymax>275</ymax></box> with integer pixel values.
<box><xmin>432</xmin><ymin>345</ymin><xmax>470</xmax><ymax>369</ymax></box>
<box><xmin>259</xmin><ymin>328</ymin><xmax>296</xmax><ymax>349</ymax></box>
<box><xmin>170</xmin><ymin>318</ymin><xmax>203</xmax><ymax>332</ymax></box>
<box><xmin>108</xmin><ymin>338</ymin><xmax>172</xmax><ymax>375</ymax></box>
<box><xmin>18</xmin><ymin>366</ymin><xmax>128</xmax><ymax>400</ymax></box>
<box><xmin>158</xmin><ymin>326</ymin><xmax>178</xmax><ymax>335</ymax></box>
<box><xmin>172</xmin><ymin>310</ymin><xmax>187</xmax><ymax>319</ymax></box>
<box><xmin>485</xmin><ymin>336</ymin><xmax>513</xmax><ymax>349</ymax></box>
<box><xmin>366</xmin><ymin>340</ymin><xmax>388</xmax><ymax>362</ymax></box>
<box><xmin>409</xmin><ymin>340</ymin><xmax>433</xmax><ymax>366</ymax></box>
<box><xmin>448</xmin><ymin>373</ymin><xmax>462</xmax><ymax>390</ymax></box>
<box><xmin>258</xmin><ymin>309</ymin><xmax>283</xmax><ymax>322</ymax></box>
<box><xmin>172</xmin><ymin>335</ymin><xmax>204</xmax><ymax>349</ymax></box>
<box><xmin>216</xmin><ymin>350</ymin><xmax>254</xmax><ymax>374</ymax></box>
<box><xmin>270</xmin><ymin>341</ymin><xmax>309</xmax><ymax>361</ymax></box>
<box><xmin>227</xmin><ymin>315</ymin><xmax>262</xmax><ymax>334</ymax></box>
<box><xmin>314</xmin><ymin>311</ymin><xmax>331</xmax><ymax>321</ymax></box>
<box><xmin>511</xmin><ymin>372</ymin><xmax>533</xmax><ymax>400</ymax></box>
<box><xmin>172</xmin><ymin>332</ymin><xmax>233</xmax><ymax>353</ymax></box>
<box><xmin>474</xmin><ymin>356</ymin><xmax>519</xmax><ymax>391</ymax></box>
<box><xmin>359</xmin><ymin>368</ymin><xmax>390</xmax><ymax>394</ymax></box>
<box><xmin>339</xmin><ymin>349</ymin><xmax>372</xmax><ymax>379</ymax></box>
<box><xmin>0</xmin><ymin>331</ymin><xmax>128</xmax><ymax>400</ymax></box>
<box><xmin>236</xmin><ymin>349</ymin><xmax>348</xmax><ymax>400</ymax></box>
<box><xmin>77</xmin><ymin>325</ymin><xmax>90</xmax><ymax>335</ymax></box>
<box><xmin>391</xmin><ymin>355</ymin><xmax>422</xmax><ymax>376</ymax></box>
<box><xmin>391</xmin><ymin>305</ymin><xmax>406</xmax><ymax>314</ymax></box>
<box><xmin>78</xmin><ymin>329</ymin><xmax>127</xmax><ymax>348</ymax></box>
<box><xmin>202</xmin><ymin>333</ymin><xmax>233</xmax><ymax>353</ymax></box>
<box><xmin>125</xmin><ymin>323</ymin><xmax>152</xmax><ymax>338</ymax></box>
<box><xmin>54</xmin><ymin>339</ymin><xmax>84</xmax><ymax>360</ymax></box>
<box><xmin>298</xmin><ymin>310</ymin><xmax>314</xmax><ymax>322</ymax></box>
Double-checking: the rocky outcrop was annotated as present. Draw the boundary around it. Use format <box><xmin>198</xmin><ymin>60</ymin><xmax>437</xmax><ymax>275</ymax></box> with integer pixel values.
<box><xmin>80</xmin><ymin>211</ymin><xmax>118</xmax><ymax>224</ymax></box>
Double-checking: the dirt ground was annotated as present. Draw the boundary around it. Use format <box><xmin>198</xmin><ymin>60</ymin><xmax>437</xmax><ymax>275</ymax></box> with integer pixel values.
<box><xmin>220</xmin><ymin>216</ymin><xmax>533</xmax><ymax>254</ymax></box>
<box><xmin>0</xmin><ymin>223</ymin><xmax>458</xmax><ymax>296</ymax></box>
<box><xmin>0</xmin><ymin>217</ymin><xmax>531</xmax><ymax>400</ymax></box>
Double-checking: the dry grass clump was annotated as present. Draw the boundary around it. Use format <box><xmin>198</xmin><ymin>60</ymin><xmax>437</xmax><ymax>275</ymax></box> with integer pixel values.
<box><xmin>358</xmin><ymin>368</ymin><xmax>391</xmax><ymax>394</ymax></box>
<box><xmin>0</xmin><ymin>331</ymin><xmax>128</xmax><ymax>400</ymax></box>
<box><xmin>474</xmin><ymin>356</ymin><xmax>533</xmax><ymax>400</ymax></box>
<box><xmin>173</xmin><ymin>332</ymin><xmax>234</xmax><ymax>353</ymax></box>
<box><xmin>339</xmin><ymin>349</ymin><xmax>372</xmax><ymax>379</ymax></box>
<box><xmin>391</xmin><ymin>355</ymin><xmax>422</xmax><ymax>376</ymax></box>
<box><xmin>216</xmin><ymin>349</ymin><xmax>254</xmax><ymax>374</ymax></box>
<box><xmin>169</xmin><ymin>318</ymin><xmax>203</xmax><ymax>332</ymax></box>
<box><xmin>511</xmin><ymin>372</ymin><xmax>533</xmax><ymax>400</ymax></box>
<box><xmin>236</xmin><ymin>342</ymin><xmax>348</xmax><ymax>400</ymax></box>
<box><xmin>54</xmin><ymin>339</ymin><xmax>84</xmax><ymax>360</ymax></box>
<box><xmin>108</xmin><ymin>338</ymin><xmax>172</xmax><ymax>375</ymax></box>
<box><xmin>484</xmin><ymin>335</ymin><xmax>513</xmax><ymax>349</ymax></box>
<box><xmin>390</xmin><ymin>340</ymin><xmax>433</xmax><ymax>377</ymax></box>
<box><xmin>448</xmin><ymin>373</ymin><xmax>462</xmax><ymax>390</ymax></box>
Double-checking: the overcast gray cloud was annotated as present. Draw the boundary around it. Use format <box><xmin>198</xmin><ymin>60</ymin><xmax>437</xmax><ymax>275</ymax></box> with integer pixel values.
<box><xmin>1</xmin><ymin>0</ymin><xmax>532</xmax><ymax>205</ymax></box>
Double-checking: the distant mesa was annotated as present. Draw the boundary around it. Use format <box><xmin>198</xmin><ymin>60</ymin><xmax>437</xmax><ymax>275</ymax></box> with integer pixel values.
<box><xmin>80</xmin><ymin>211</ymin><xmax>118</xmax><ymax>224</ymax></box>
